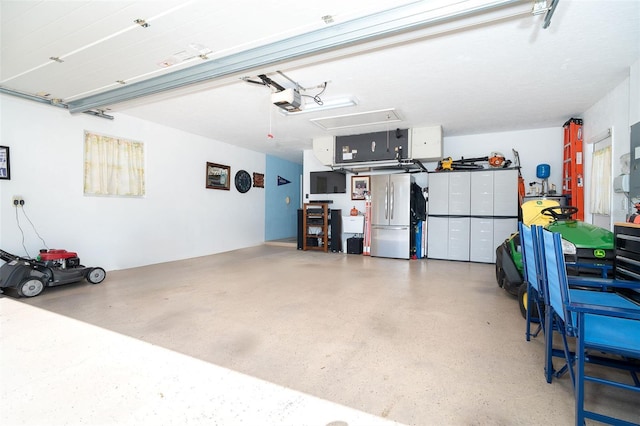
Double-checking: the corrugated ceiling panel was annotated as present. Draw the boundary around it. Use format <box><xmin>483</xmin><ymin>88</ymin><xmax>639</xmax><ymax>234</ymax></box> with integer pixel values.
<box><xmin>0</xmin><ymin>0</ymin><xmax>40</xmax><ymax>23</ymax></box>
<box><xmin>0</xmin><ymin>1</ymin><xmax>186</xmax><ymax>79</ymax></box>
<box><xmin>0</xmin><ymin>0</ymin><xmax>412</xmax><ymax>101</ymax></box>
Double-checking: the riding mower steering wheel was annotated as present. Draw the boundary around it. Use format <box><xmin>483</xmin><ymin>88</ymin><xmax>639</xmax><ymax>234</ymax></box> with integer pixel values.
<box><xmin>540</xmin><ymin>205</ymin><xmax>579</xmax><ymax>221</ymax></box>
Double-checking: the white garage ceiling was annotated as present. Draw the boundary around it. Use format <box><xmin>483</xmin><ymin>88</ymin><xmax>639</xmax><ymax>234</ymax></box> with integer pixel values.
<box><xmin>1</xmin><ymin>0</ymin><xmax>639</xmax><ymax>163</ymax></box>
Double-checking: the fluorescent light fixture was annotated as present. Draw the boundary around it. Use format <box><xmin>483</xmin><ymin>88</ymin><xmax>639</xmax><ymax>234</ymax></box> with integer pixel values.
<box><xmin>311</xmin><ymin>108</ymin><xmax>401</xmax><ymax>131</ymax></box>
<box><xmin>278</xmin><ymin>97</ymin><xmax>358</xmax><ymax>116</ymax></box>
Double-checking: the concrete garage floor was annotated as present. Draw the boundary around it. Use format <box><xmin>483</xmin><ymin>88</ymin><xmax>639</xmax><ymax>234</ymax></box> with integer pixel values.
<box><xmin>2</xmin><ymin>244</ymin><xmax>639</xmax><ymax>425</ymax></box>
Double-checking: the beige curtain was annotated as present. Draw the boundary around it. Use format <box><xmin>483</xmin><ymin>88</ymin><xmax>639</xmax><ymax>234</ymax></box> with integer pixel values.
<box><xmin>590</xmin><ymin>145</ymin><xmax>611</xmax><ymax>215</ymax></box>
<box><xmin>84</xmin><ymin>131</ymin><xmax>145</xmax><ymax>196</ymax></box>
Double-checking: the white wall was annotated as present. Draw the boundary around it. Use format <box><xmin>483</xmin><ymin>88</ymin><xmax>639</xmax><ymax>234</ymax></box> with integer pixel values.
<box><xmin>440</xmin><ymin>127</ymin><xmax>564</xmax><ymax>196</ymax></box>
<box><xmin>631</xmin><ymin>58</ymin><xmax>640</xmax><ymax>126</ymax></box>
<box><xmin>582</xmin><ymin>77</ymin><xmax>631</xmax><ymax>226</ymax></box>
<box><xmin>0</xmin><ymin>95</ymin><xmax>265</xmax><ymax>271</ymax></box>
<box><xmin>582</xmin><ymin>58</ymin><xmax>640</xmax><ymax>227</ymax></box>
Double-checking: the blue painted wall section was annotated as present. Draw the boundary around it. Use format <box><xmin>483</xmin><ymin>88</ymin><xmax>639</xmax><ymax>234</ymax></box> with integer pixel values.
<box><xmin>265</xmin><ymin>155</ymin><xmax>302</xmax><ymax>241</ymax></box>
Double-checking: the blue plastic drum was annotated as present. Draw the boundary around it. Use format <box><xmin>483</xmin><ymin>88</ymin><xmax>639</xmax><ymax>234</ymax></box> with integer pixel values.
<box><xmin>536</xmin><ymin>164</ymin><xmax>551</xmax><ymax>179</ymax></box>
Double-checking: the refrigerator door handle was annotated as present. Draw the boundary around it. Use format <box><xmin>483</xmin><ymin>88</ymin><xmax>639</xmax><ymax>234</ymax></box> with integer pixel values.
<box><xmin>385</xmin><ymin>182</ymin><xmax>389</xmax><ymax>220</ymax></box>
<box><xmin>390</xmin><ymin>181</ymin><xmax>395</xmax><ymax>220</ymax></box>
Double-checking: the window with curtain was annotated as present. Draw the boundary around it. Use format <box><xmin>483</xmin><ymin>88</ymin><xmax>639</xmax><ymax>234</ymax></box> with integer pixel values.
<box><xmin>590</xmin><ymin>145</ymin><xmax>611</xmax><ymax>215</ymax></box>
<box><xmin>84</xmin><ymin>131</ymin><xmax>145</xmax><ymax>196</ymax></box>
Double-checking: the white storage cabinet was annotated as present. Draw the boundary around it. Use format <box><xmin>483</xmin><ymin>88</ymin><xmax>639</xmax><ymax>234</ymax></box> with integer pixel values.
<box><xmin>427</xmin><ymin>169</ymin><xmax>518</xmax><ymax>263</ymax></box>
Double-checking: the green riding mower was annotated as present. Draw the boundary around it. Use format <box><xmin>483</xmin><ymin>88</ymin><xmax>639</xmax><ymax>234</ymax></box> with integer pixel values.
<box><xmin>495</xmin><ymin>201</ymin><xmax>614</xmax><ymax>318</ymax></box>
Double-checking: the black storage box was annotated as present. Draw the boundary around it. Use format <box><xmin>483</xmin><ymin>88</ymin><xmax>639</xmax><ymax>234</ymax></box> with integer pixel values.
<box><xmin>347</xmin><ymin>237</ymin><xmax>363</xmax><ymax>254</ymax></box>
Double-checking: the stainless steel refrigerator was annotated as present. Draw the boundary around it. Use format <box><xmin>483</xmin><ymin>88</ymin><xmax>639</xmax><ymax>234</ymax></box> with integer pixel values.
<box><xmin>370</xmin><ymin>173</ymin><xmax>413</xmax><ymax>259</ymax></box>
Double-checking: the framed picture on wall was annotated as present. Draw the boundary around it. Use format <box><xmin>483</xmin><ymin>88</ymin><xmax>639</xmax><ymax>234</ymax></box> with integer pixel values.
<box><xmin>0</xmin><ymin>146</ymin><xmax>10</xmax><ymax>180</ymax></box>
<box><xmin>351</xmin><ymin>175</ymin><xmax>369</xmax><ymax>200</ymax></box>
<box><xmin>206</xmin><ymin>162</ymin><xmax>230</xmax><ymax>190</ymax></box>
<box><xmin>253</xmin><ymin>172</ymin><xmax>264</xmax><ymax>188</ymax></box>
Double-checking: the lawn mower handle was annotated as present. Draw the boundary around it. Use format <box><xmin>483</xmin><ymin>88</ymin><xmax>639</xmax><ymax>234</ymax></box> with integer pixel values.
<box><xmin>0</xmin><ymin>249</ymin><xmax>42</xmax><ymax>265</ymax></box>
<box><xmin>0</xmin><ymin>249</ymin><xmax>21</xmax><ymax>263</ymax></box>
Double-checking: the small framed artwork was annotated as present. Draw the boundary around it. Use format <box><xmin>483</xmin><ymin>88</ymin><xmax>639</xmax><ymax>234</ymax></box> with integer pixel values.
<box><xmin>253</xmin><ymin>172</ymin><xmax>264</xmax><ymax>188</ymax></box>
<box><xmin>351</xmin><ymin>175</ymin><xmax>370</xmax><ymax>200</ymax></box>
<box><xmin>206</xmin><ymin>162</ymin><xmax>230</xmax><ymax>190</ymax></box>
<box><xmin>0</xmin><ymin>146</ymin><xmax>10</xmax><ymax>180</ymax></box>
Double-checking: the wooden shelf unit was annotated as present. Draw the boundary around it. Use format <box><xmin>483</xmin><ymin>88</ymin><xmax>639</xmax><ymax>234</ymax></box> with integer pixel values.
<box><xmin>303</xmin><ymin>203</ymin><xmax>329</xmax><ymax>252</ymax></box>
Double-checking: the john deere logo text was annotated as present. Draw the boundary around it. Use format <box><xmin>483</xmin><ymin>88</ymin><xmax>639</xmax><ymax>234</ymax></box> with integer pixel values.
<box><xmin>594</xmin><ymin>249</ymin><xmax>606</xmax><ymax>258</ymax></box>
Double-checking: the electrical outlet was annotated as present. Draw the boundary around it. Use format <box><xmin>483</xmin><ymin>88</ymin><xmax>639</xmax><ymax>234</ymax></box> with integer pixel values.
<box><xmin>12</xmin><ymin>196</ymin><xmax>24</xmax><ymax>206</ymax></box>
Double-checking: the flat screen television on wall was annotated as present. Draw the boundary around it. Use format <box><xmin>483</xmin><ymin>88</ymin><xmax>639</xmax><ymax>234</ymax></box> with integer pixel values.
<box><xmin>310</xmin><ymin>171</ymin><xmax>346</xmax><ymax>194</ymax></box>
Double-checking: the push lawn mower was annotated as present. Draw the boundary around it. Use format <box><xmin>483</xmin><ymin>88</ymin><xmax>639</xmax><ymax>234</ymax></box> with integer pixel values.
<box><xmin>495</xmin><ymin>200</ymin><xmax>614</xmax><ymax>318</ymax></box>
<box><xmin>0</xmin><ymin>248</ymin><xmax>106</xmax><ymax>297</ymax></box>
